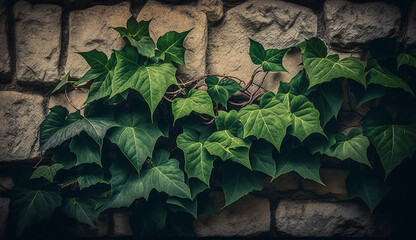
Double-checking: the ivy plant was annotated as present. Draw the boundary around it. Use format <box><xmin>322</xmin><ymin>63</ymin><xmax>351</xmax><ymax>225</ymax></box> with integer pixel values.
<box><xmin>6</xmin><ymin>16</ymin><xmax>416</xmax><ymax>237</ymax></box>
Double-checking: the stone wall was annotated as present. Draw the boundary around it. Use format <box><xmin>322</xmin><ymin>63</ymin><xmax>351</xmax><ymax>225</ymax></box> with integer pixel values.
<box><xmin>1</xmin><ymin>0</ymin><xmax>415</xmax><ymax>237</ymax></box>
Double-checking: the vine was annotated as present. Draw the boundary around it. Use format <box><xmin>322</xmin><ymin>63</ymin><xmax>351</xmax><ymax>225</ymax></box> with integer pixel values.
<box><xmin>6</xmin><ymin>16</ymin><xmax>416</xmax><ymax>237</ymax></box>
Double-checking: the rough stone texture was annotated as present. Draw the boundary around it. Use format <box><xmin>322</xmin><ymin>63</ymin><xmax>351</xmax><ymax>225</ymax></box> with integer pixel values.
<box><xmin>137</xmin><ymin>0</ymin><xmax>208</xmax><ymax>81</ymax></box>
<box><xmin>275</xmin><ymin>200</ymin><xmax>391</xmax><ymax>237</ymax></box>
<box><xmin>197</xmin><ymin>0</ymin><xmax>223</xmax><ymax>23</ymax></box>
<box><xmin>0</xmin><ymin>197</ymin><xmax>10</xmax><ymax>237</ymax></box>
<box><xmin>112</xmin><ymin>213</ymin><xmax>133</xmax><ymax>237</ymax></box>
<box><xmin>264</xmin><ymin>172</ymin><xmax>299</xmax><ymax>192</ymax></box>
<box><xmin>0</xmin><ymin>0</ymin><xmax>10</xmax><ymax>78</ymax></box>
<box><xmin>73</xmin><ymin>214</ymin><xmax>109</xmax><ymax>237</ymax></box>
<box><xmin>0</xmin><ymin>175</ymin><xmax>13</xmax><ymax>193</ymax></box>
<box><xmin>0</xmin><ymin>91</ymin><xmax>45</xmax><ymax>161</ymax></box>
<box><xmin>301</xmin><ymin>168</ymin><xmax>348</xmax><ymax>200</ymax></box>
<box><xmin>324</xmin><ymin>0</ymin><xmax>401</xmax><ymax>48</ymax></box>
<box><xmin>65</xmin><ymin>2</ymin><xmax>130</xmax><ymax>79</ymax></box>
<box><xmin>405</xmin><ymin>1</ymin><xmax>416</xmax><ymax>46</ymax></box>
<box><xmin>48</xmin><ymin>88</ymin><xmax>89</xmax><ymax>113</ymax></box>
<box><xmin>14</xmin><ymin>1</ymin><xmax>62</xmax><ymax>84</ymax></box>
<box><xmin>194</xmin><ymin>192</ymin><xmax>270</xmax><ymax>237</ymax></box>
<box><xmin>207</xmin><ymin>0</ymin><xmax>317</xmax><ymax>93</ymax></box>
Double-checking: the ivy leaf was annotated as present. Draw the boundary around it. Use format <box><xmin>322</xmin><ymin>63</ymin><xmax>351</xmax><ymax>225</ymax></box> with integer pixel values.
<box><xmin>397</xmin><ymin>53</ymin><xmax>416</xmax><ymax>69</ymax></box>
<box><xmin>221</xmin><ymin>162</ymin><xmax>264</xmax><ymax>207</ymax></box>
<box><xmin>303</xmin><ymin>38</ymin><xmax>366</xmax><ymax>89</ymax></box>
<box><xmin>111</xmin><ymin>46</ymin><xmax>177</xmax><ymax>119</ymax></box>
<box><xmin>189</xmin><ymin>178</ymin><xmax>208</xmax><ymax>200</ymax></box>
<box><xmin>204</xmin><ymin>111</ymin><xmax>251</xmax><ymax>169</ymax></box>
<box><xmin>273</xmin><ymin>148</ymin><xmax>323</xmax><ymax>184</ymax></box>
<box><xmin>352</xmin><ymin>83</ymin><xmax>386</xmax><ymax>109</ymax></box>
<box><xmin>363</xmin><ymin>105</ymin><xmax>416</xmax><ymax>177</ymax></box>
<box><xmin>278</xmin><ymin>70</ymin><xmax>308</xmax><ymax>96</ymax></box>
<box><xmin>249</xmin><ymin>39</ymin><xmax>289</xmax><ymax>72</ymax></box>
<box><xmin>40</xmin><ymin>106</ymin><xmax>68</xmax><ymax>147</ymax></box>
<box><xmin>249</xmin><ymin>140</ymin><xmax>276</xmax><ymax>177</ymax></box>
<box><xmin>52</xmin><ymin>147</ymin><xmax>77</xmax><ymax>170</ymax></box>
<box><xmin>63</xmin><ymin>198</ymin><xmax>98</xmax><ymax>227</ymax></box>
<box><xmin>77</xmin><ymin>166</ymin><xmax>108</xmax><ymax>190</ymax></box>
<box><xmin>84</xmin><ymin>52</ymin><xmax>118</xmax><ymax>104</ymax></box>
<box><xmin>101</xmin><ymin>150</ymin><xmax>191</xmax><ymax>211</ymax></box>
<box><xmin>177</xmin><ymin>127</ymin><xmax>214</xmax><ymax>186</ymax></box>
<box><xmin>366</xmin><ymin>59</ymin><xmax>414</xmax><ymax>96</ymax></box>
<box><xmin>172</xmin><ymin>89</ymin><xmax>214</xmax><ymax>124</ymax></box>
<box><xmin>323</xmin><ymin>128</ymin><xmax>371</xmax><ymax>167</ymax></box>
<box><xmin>205</xmin><ymin>76</ymin><xmax>242</xmax><ymax>109</ymax></box>
<box><xmin>307</xmin><ymin>80</ymin><xmax>344</xmax><ymax>127</ymax></box>
<box><xmin>51</xmin><ymin>72</ymin><xmax>70</xmax><ymax>94</ymax></box>
<box><xmin>167</xmin><ymin>197</ymin><xmax>198</xmax><ymax>219</ymax></box>
<box><xmin>114</xmin><ymin>17</ymin><xmax>155</xmax><ymax>58</ymax></box>
<box><xmin>346</xmin><ymin>164</ymin><xmax>390</xmax><ymax>212</ymax></box>
<box><xmin>277</xmin><ymin>93</ymin><xmax>325</xmax><ymax>142</ymax></box>
<box><xmin>69</xmin><ymin>132</ymin><xmax>102</xmax><ymax>167</ymax></box>
<box><xmin>39</xmin><ymin>109</ymin><xmax>118</xmax><ymax>151</ymax></box>
<box><xmin>107</xmin><ymin>102</ymin><xmax>163</xmax><ymax>173</ymax></box>
<box><xmin>9</xmin><ymin>185</ymin><xmax>62</xmax><ymax>236</ymax></box>
<box><xmin>238</xmin><ymin>93</ymin><xmax>292</xmax><ymax>151</ymax></box>
<box><xmin>156</xmin><ymin>30</ymin><xmax>190</xmax><ymax>65</ymax></box>
<box><xmin>30</xmin><ymin>163</ymin><xmax>64</xmax><ymax>182</ymax></box>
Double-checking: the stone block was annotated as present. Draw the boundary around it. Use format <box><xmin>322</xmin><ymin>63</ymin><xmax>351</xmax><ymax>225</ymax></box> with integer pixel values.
<box><xmin>65</xmin><ymin>2</ymin><xmax>131</xmax><ymax>79</ymax></box>
<box><xmin>207</xmin><ymin>0</ymin><xmax>317</xmax><ymax>94</ymax></box>
<box><xmin>14</xmin><ymin>1</ymin><xmax>62</xmax><ymax>84</ymax></box>
<box><xmin>137</xmin><ymin>0</ymin><xmax>208</xmax><ymax>81</ymax></box>
<box><xmin>405</xmin><ymin>1</ymin><xmax>416</xmax><ymax>46</ymax></box>
<box><xmin>194</xmin><ymin>192</ymin><xmax>270</xmax><ymax>237</ymax></box>
<box><xmin>301</xmin><ymin>168</ymin><xmax>348</xmax><ymax>200</ymax></box>
<box><xmin>48</xmin><ymin>88</ymin><xmax>88</xmax><ymax>113</ymax></box>
<box><xmin>197</xmin><ymin>0</ymin><xmax>223</xmax><ymax>23</ymax></box>
<box><xmin>0</xmin><ymin>91</ymin><xmax>45</xmax><ymax>161</ymax></box>
<box><xmin>324</xmin><ymin>0</ymin><xmax>400</xmax><ymax>48</ymax></box>
<box><xmin>0</xmin><ymin>175</ymin><xmax>13</xmax><ymax>193</ymax></box>
<box><xmin>0</xmin><ymin>197</ymin><xmax>10</xmax><ymax>237</ymax></box>
<box><xmin>0</xmin><ymin>0</ymin><xmax>10</xmax><ymax>78</ymax></box>
<box><xmin>72</xmin><ymin>213</ymin><xmax>110</xmax><ymax>237</ymax></box>
<box><xmin>112</xmin><ymin>212</ymin><xmax>133</xmax><ymax>237</ymax></box>
<box><xmin>264</xmin><ymin>172</ymin><xmax>299</xmax><ymax>192</ymax></box>
<box><xmin>275</xmin><ymin>200</ymin><xmax>391</xmax><ymax>237</ymax></box>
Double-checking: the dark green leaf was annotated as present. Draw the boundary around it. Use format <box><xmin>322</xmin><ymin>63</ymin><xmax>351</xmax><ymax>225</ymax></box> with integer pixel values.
<box><xmin>63</xmin><ymin>198</ymin><xmax>98</xmax><ymax>227</ymax></box>
<box><xmin>249</xmin><ymin>39</ymin><xmax>289</xmax><ymax>72</ymax></box>
<box><xmin>278</xmin><ymin>70</ymin><xmax>308</xmax><ymax>95</ymax></box>
<box><xmin>40</xmin><ymin>106</ymin><xmax>68</xmax><ymax>147</ymax></box>
<box><xmin>156</xmin><ymin>30</ymin><xmax>190</xmax><ymax>65</ymax></box>
<box><xmin>167</xmin><ymin>197</ymin><xmax>198</xmax><ymax>219</ymax></box>
<box><xmin>352</xmin><ymin>83</ymin><xmax>386</xmax><ymax>108</ymax></box>
<box><xmin>69</xmin><ymin>132</ymin><xmax>102</xmax><ymax>167</ymax></box>
<box><xmin>51</xmin><ymin>72</ymin><xmax>71</xmax><ymax>94</ymax></box>
<box><xmin>30</xmin><ymin>164</ymin><xmax>64</xmax><ymax>182</ymax></box>
<box><xmin>206</xmin><ymin>76</ymin><xmax>242</xmax><ymax>108</ymax></box>
<box><xmin>172</xmin><ymin>89</ymin><xmax>214</xmax><ymax>124</ymax></box>
<box><xmin>52</xmin><ymin>147</ymin><xmax>77</xmax><ymax>170</ymax></box>
<box><xmin>76</xmin><ymin>49</ymin><xmax>110</xmax><ymax>85</ymax></box>
<box><xmin>397</xmin><ymin>53</ymin><xmax>416</xmax><ymax>69</ymax></box>
<box><xmin>250</xmin><ymin>141</ymin><xmax>276</xmax><ymax>177</ymax></box>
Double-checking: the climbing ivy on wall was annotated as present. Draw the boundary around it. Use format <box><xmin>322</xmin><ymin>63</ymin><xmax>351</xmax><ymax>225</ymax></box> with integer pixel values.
<box><xmin>7</xmin><ymin>16</ymin><xmax>416</xmax><ymax>237</ymax></box>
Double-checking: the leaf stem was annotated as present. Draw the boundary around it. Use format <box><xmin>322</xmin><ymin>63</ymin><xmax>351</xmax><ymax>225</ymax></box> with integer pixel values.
<box><xmin>59</xmin><ymin>180</ymin><xmax>78</xmax><ymax>190</ymax></box>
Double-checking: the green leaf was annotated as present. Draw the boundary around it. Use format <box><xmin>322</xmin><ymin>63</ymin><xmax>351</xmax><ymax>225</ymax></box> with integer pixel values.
<box><xmin>303</xmin><ymin>38</ymin><xmax>366</xmax><ymax>89</ymax></box>
<box><xmin>107</xmin><ymin>102</ymin><xmax>163</xmax><ymax>173</ymax></box>
<box><xmin>363</xmin><ymin>106</ymin><xmax>416</xmax><ymax>177</ymax></box>
<box><xmin>84</xmin><ymin>52</ymin><xmax>118</xmax><ymax>104</ymax></box>
<box><xmin>307</xmin><ymin>80</ymin><xmax>344</xmax><ymax>127</ymax></box>
<box><xmin>172</xmin><ymin>89</ymin><xmax>214</xmax><ymax>124</ymax></box>
<box><xmin>274</xmin><ymin>148</ymin><xmax>323</xmax><ymax>184</ymax></box>
<box><xmin>39</xmin><ymin>109</ymin><xmax>118</xmax><ymax>151</ymax></box>
<box><xmin>111</xmin><ymin>46</ymin><xmax>177</xmax><ymax>119</ymax></box>
<box><xmin>238</xmin><ymin>93</ymin><xmax>292</xmax><ymax>151</ymax></box>
<box><xmin>277</xmin><ymin>93</ymin><xmax>325</xmax><ymax>141</ymax></box>
<box><xmin>352</xmin><ymin>83</ymin><xmax>386</xmax><ymax>109</ymax></box>
<box><xmin>51</xmin><ymin>72</ymin><xmax>70</xmax><ymax>94</ymax></box>
<box><xmin>366</xmin><ymin>59</ymin><xmax>414</xmax><ymax>96</ymax></box>
<box><xmin>77</xmin><ymin>167</ymin><xmax>108</xmax><ymax>190</ymax></box>
<box><xmin>323</xmin><ymin>128</ymin><xmax>371</xmax><ymax>167</ymax></box>
<box><xmin>52</xmin><ymin>147</ymin><xmax>77</xmax><ymax>170</ymax></box>
<box><xmin>156</xmin><ymin>30</ymin><xmax>190</xmax><ymax>65</ymax></box>
<box><xmin>63</xmin><ymin>198</ymin><xmax>98</xmax><ymax>227</ymax></box>
<box><xmin>204</xmin><ymin>111</ymin><xmax>251</xmax><ymax>169</ymax></box>
<box><xmin>76</xmin><ymin>49</ymin><xmax>111</xmax><ymax>85</ymax></box>
<box><xmin>249</xmin><ymin>140</ymin><xmax>276</xmax><ymax>177</ymax></box>
<box><xmin>278</xmin><ymin>70</ymin><xmax>308</xmax><ymax>96</ymax></box>
<box><xmin>189</xmin><ymin>178</ymin><xmax>208</xmax><ymax>200</ymax></box>
<box><xmin>30</xmin><ymin>163</ymin><xmax>64</xmax><ymax>182</ymax></box>
<box><xmin>346</xmin><ymin>164</ymin><xmax>390</xmax><ymax>212</ymax></box>
<box><xmin>221</xmin><ymin>162</ymin><xmax>264</xmax><ymax>207</ymax></box>
<box><xmin>397</xmin><ymin>53</ymin><xmax>416</xmax><ymax>69</ymax></box>
<box><xmin>69</xmin><ymin>132</ymin><xmax>102</xmax><ymax>167</ymax></box>
<box><xmin>205</xmin><ymin>76</ymin><xmax>242</xmax><ymax>109</ymax></box>
<box><xmin>249</xmin><ymin>38</ymin><xmax>289</xmax><ymax>72</ymax></box>
<box><xmin>167</xmin><ymin>197</ymin><xmax>198</xmax><ymax>219</ymax></box>
<box><xmin>114</xmin><ymin>17</ymin><xmax>155</xmax><ymax>58</ymax></box>
<box><xmin>10</xmin><ymin>185</ymin><xmax>62</xmax><ymax>236</ymax></box>
<box><xmin>177</xmin><ymin>127</ymin><xmax>214</xmax><ymax>186</ymax></box>
<box><xmin>40</xmin><ymin>106</ymin><xmax>69</xmax><ymax>147</ymax></box>
<box><xmin>101</xmin><ymin>150</ymin><xmax>191</xmax><ymax>211</ymax></box>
